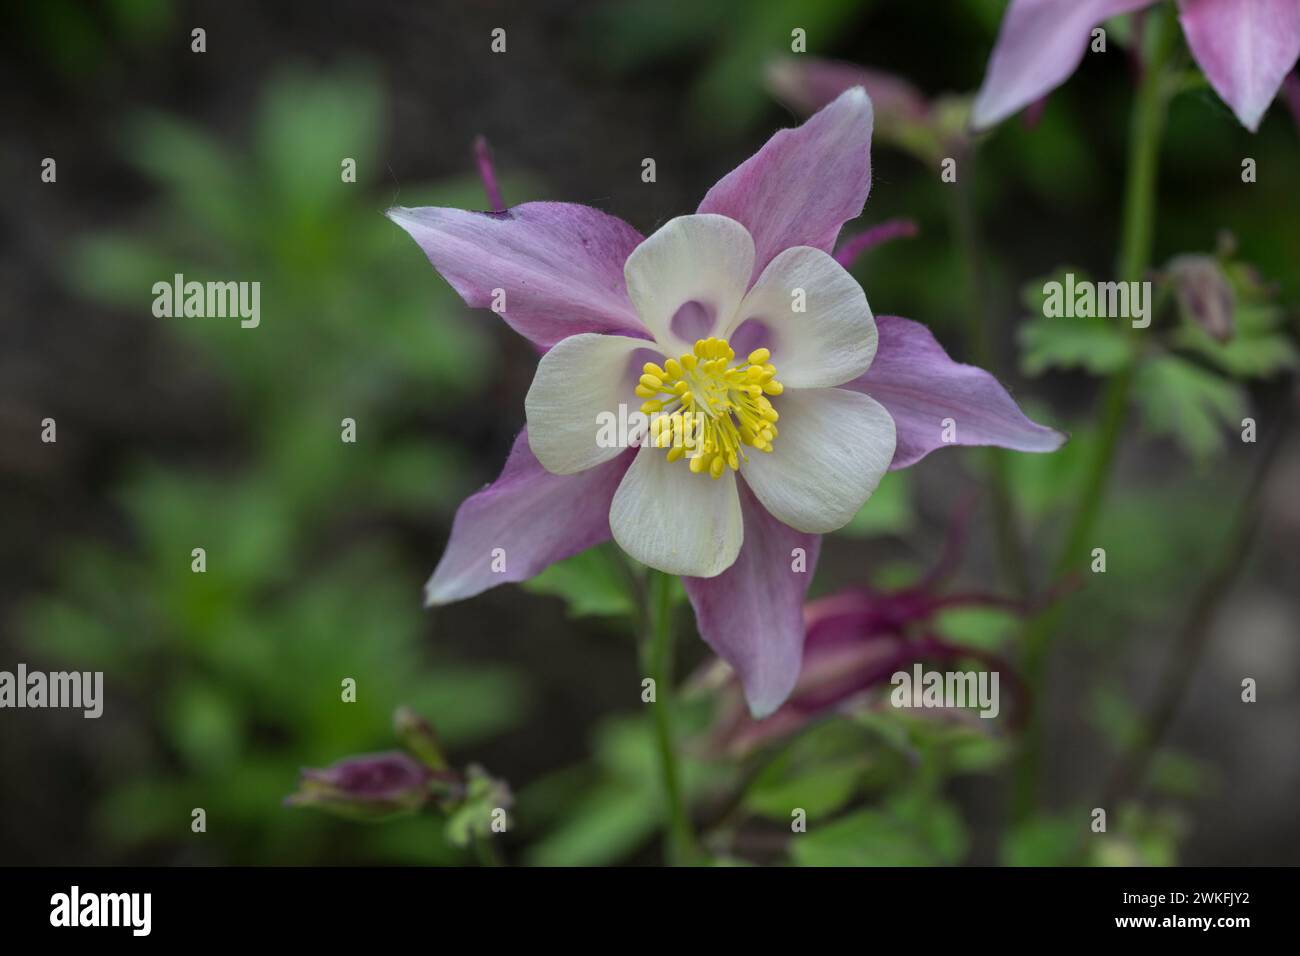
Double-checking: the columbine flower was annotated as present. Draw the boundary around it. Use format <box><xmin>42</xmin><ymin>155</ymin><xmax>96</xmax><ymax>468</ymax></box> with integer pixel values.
<box><xmin>388</xmin><ymin>88</ymin><xmax>1062</xmax><ymax>717</ymax></box>
<box><xmin>971</xmin><ymin>0</ymin><xmax>1300</xmax><ymax>133</ymax></box>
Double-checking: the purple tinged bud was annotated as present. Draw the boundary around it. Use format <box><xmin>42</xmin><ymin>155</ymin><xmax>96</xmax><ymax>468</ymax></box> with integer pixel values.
<box><xmin>285</xmin><ymin>751</ymin><xmax>434</xmax><ymax>821</ymax></box>
<box><xmin>1167</xmin><ymin>254</ymin><xmax>1236</xmax><ymax>343</ymax></box>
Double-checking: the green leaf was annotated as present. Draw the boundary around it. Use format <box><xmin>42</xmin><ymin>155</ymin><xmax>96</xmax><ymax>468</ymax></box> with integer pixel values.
<box><xmin>1019</xmin><ymin>318</ymin><xmax>1136</xmax><ymax>376</ymax></box>
<box><xmin>1002</xmin><ymin>813</ymin><xmax>1081</xmax><ymax>866</ymax></box>
<box><xmin>1018</xmin><ymin>268</ymin><xmax>1137</xmax><ymax>375</ymax></box>
<box><xmin>522</xmin><ymin>545</ymin><xmax>637</xmax><ymax>618</ymax></box>
<box><xmin>744</xmin><ymin>721</ymin><xmax>876</xmax><ymax>820</ymax></box>
<box><xmin>524</xmin><ymin>780</ymin><xmax>660</xmax><ymax>866</ymax></box>
<box><xmin>1133</xmin><ymin>354</ymin><xmax>1248</xmax><ymax>462</ymax></box>
<box><xmin>1171</xmin><ymin>304</ymin><xmax>1298</xmax><ymax>379</ymax></box>
<box><xmin>791</xmin><ymin>798</ymin><xmax>966</xmax><ymax>866</ymax></box>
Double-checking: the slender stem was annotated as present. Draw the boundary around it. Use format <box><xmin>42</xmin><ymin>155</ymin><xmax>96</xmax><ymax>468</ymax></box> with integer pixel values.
<box><xmin>950</xmin><ymin>147</ymin><xmax>1029</xmax><ymax>597</ymax></box>
<box><xmin>1013</xmin><ymin>9</ymin><xmax>1177</xmax><ymax>820</ymax></box>
<box><xmin>642</xmin><ymin>569</ymin><xmax>699</xmax><ymax>864</ymax></box>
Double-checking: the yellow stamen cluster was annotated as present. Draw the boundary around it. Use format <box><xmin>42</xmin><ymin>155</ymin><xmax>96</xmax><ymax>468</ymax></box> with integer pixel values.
<box><xmin>635</xmin><ymin>337</ymin><xmax>783</xmax><ymax>479</ymax></box>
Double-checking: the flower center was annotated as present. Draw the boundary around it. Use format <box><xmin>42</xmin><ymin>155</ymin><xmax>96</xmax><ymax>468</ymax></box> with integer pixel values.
<box><xmin>635</xmin><ymin>337</ymin><xmax>784</xmax><ymax>479</ymax></box>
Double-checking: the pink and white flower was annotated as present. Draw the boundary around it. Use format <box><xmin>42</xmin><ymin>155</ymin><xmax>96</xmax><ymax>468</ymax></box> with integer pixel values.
<box><xmin>972</xmin><ymin>0</ymin><xmax>1300</xmax><ymax>133</ymax></box>
<box><xmin>388</xmin><ymin>89</ymin><xmax>1062</xmax><ymax>717</ymax></box>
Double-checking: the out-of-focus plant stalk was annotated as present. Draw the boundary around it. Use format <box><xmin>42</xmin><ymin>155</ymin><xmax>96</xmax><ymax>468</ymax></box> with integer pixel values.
<box><xmin>643</xmin><ymin>569</ymin><xmax>699</xmax><ymax>864</ymax></box>
<box><xmin>1015</xmin><ymin>6</ymin><xmax>1178</xmax><ymax>820</ymax></box>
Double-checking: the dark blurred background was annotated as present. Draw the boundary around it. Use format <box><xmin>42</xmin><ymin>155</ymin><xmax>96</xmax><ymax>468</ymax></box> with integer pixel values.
<box><xmin>1</xmin><ymin>0</ymin><xmax>1297</xmax><ymax>865</ymax></box>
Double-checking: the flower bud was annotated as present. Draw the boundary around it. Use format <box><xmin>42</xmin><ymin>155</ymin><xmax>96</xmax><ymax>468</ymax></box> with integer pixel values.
<box><xmin>1167</xmin><ymin>255</ymin><xmax>1235</xmax><ymax>343</ymax></box>
<box><xmin>285</xmin><ymin>751</ymin><xmax>433</xmax><ymax>822</ymax></box>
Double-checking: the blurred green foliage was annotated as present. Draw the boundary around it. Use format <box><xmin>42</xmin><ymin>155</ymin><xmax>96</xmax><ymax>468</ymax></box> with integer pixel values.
<box><xmin>27</xmin><ymin>66</ymin><xmax>529</xmax><ymax>864</ymax></box>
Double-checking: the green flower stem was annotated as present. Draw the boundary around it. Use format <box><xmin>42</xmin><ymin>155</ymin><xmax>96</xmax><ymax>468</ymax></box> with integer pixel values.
<box><xmin>643</xmin><ymin>569</ymin><xmax>699</xmax><ymax>864</ymax></box>
<box><xmin>1013</xmin><ymin>8</ymin><xmax>1177</xmax><ymax>820</ymax></box>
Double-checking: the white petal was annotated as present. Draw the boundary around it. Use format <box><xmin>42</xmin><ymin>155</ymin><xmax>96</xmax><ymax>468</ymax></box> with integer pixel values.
<box><xmin>727</xmin><ymin>246</ymin><xmax>877</xmax><ymax>388</ymax></box>
<box><xmin>525</xmin><ymin>333</ymin><xmax>651</xmax><ymax>475</ymax></box>
<box><xmin>624</xmin><ymin>215</ymin><xmax>755</xmax><ymax>357</ymax></box>
<box><xmin>610</xmin><ymin>445</ymin><xmax>744</xmax><ymax>577</ymax></box>
<box><xmin>741</xmin><ymin>387</ymin><xmax>895</xmax><ymax>533</ymax></box>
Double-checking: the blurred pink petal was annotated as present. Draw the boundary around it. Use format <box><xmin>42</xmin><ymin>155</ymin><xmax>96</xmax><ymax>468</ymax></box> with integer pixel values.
<box><xmin>1178</xmin><ymin>0</ymin><xmax>1300</xmax><ymax>131</ymax></box>
<box><xmin>971</xmin><ymin>0</ymin><xmax>1157</xmax><ymax>130</ymax></box>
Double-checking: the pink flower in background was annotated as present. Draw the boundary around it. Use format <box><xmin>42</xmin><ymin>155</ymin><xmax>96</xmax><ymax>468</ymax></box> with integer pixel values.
<box><xmin>766</xmin><ymin>56</ymin><xmax>971</xmax><ymax>161</ymax></box>
<box><xmin>766</xmin><ymin>57</ymin><xmax>932</xmax><ymax>130</ymax></box>
<box><xmin>972</xmin><ymin>0</ymin><xmax>1300</xmax><ymax>132</ymax></box>
<box><xmin>694</xmin><ymin>512</ymin><xmax>1034</xmax><ymax>755</ymax></box>
<box><xmin>389</xmin><ymin>89</ymin><xmax>1062</xmax><ymax>718</ymax></box>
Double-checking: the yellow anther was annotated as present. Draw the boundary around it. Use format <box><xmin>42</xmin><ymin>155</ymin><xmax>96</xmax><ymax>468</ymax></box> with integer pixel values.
<box><xmin>640</xmin><ymin>337</ymin><xmax>784</xmax><ymax>477</ymax></box>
